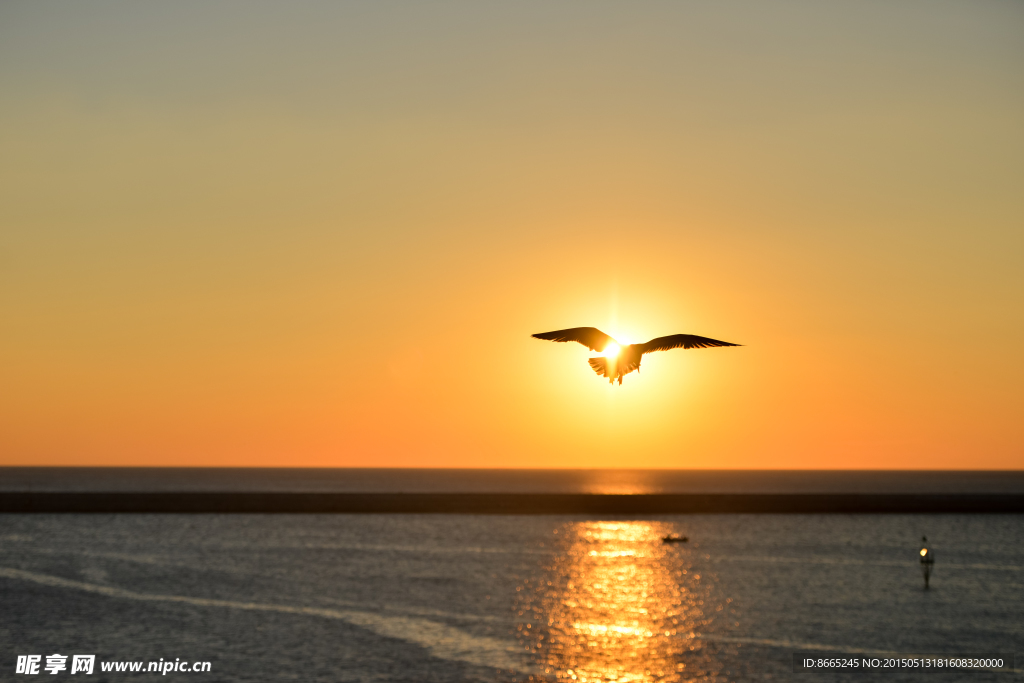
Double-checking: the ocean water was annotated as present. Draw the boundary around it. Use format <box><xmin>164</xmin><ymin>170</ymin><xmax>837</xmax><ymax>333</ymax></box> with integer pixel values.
<box><xmin>2</xmin><ymin>512</ymin><xmax>1022</xmax><ymax>682</ymax></box>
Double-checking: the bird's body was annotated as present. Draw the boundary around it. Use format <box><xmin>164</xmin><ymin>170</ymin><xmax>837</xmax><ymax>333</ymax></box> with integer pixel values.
<box><xmin>587</xmin><ymin>343</ymin><xmax>643</xmax><ymax>382</ymax></box>
<box><xmin>532</xmin><ymin>326</ymin><xmax>739</xmax><ymax>384</ymax></box>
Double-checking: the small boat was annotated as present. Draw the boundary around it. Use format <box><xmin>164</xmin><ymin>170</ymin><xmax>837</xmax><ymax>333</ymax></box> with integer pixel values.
<box><xmin>662</xmin><ymin>534</ymin><xmax>688</xmax><ymax>543</ymax></box>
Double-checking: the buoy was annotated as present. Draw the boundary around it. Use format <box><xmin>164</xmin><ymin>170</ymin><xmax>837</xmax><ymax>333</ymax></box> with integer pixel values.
<box><xmin>919</xmin><ymin>536</ymin><xmax>935</xmax><ymax>589</ymax></box>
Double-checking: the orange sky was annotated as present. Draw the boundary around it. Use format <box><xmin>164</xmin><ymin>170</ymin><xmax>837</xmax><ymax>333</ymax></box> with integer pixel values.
<box><xmin>1</xmin><ymin>1</ymin><xmax>1021</xmax><ymax>468</ymax></box>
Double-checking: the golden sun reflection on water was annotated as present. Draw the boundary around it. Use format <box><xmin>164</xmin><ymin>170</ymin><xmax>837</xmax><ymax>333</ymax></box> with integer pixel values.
<box><xmin>516</xmin><ymin>521</ymin><xmax>721</xmax><ymax>682</ymax></box>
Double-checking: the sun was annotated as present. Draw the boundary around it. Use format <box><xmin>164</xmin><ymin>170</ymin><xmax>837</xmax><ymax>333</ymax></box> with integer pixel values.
<box><xmin>602</xmin><ymin>343</ymin><xmax>621</xmax><ymax>358</ymax></box>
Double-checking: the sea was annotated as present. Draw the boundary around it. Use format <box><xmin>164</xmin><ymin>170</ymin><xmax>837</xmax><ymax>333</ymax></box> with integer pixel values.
<box><xmin>2</xmin><ymin>469</ymin><xmax>1022</xmax><ymax>682</ymax></box>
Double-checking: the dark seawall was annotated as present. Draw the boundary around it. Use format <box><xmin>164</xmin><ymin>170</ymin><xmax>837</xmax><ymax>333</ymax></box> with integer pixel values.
<box><xmin>3</xmin><ymin>492</ymin><xmax>1023</xmax><ymax>514</ymax></box>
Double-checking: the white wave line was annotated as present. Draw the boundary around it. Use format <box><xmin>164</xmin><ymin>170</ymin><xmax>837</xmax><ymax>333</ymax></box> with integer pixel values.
<box><xmin>0</xmin><ymin>567</ymin><xmax>534</xmax><ymax>674</ymax></box>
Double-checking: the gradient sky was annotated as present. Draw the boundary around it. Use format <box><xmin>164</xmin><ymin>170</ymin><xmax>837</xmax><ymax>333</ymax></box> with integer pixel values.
<box><xmin>1</xmin><ymin>0</ymin><xmax>1021</xmax><ymax>468</ymax></box>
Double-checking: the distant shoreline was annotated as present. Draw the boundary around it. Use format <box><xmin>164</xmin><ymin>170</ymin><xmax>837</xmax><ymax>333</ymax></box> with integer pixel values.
<box><xmin>4</xmin><ymin>468</ymin><xmax>1024</xmax><ymax>495</ymax></box>
<box><xmin>3</xmin><ymin>492</ymin><xmax>1022</xmax><ymax>514</ymax></box>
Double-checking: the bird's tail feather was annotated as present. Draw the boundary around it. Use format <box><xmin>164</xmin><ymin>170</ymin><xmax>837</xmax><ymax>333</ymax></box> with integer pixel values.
<box><xmin>589</xmin><ymin>355</ymin><xmax>638</xmax><ymax>384</ymax></box>
<box><xmin>588</xmin><ymin>357</ymin><xmax>620</xmax><ymax>384</ymax></box>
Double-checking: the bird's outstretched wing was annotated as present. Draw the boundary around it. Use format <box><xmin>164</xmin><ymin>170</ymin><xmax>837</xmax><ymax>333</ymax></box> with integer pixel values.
<box><xmin>640</xmin><ymin>334</ymin><xmax>740</xmax><ymax>354</ymax></box>
<box><xmin>532</xmin><ymin>327</ymin><xmax>618</xmax><ymax>352</ymax></box>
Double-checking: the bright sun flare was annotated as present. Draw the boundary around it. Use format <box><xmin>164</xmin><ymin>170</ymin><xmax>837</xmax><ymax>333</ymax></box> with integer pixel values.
<box><xmin>602</xmin><ymin>343</ymin><xmax>621</xmax><ymax>358</ymax></box>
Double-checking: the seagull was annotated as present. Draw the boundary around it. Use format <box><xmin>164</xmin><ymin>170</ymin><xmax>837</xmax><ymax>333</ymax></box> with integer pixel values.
<box><xmin>532</xmin><ymin>327</ymin><xmax>740</xmax><ymax>385</ymax></box>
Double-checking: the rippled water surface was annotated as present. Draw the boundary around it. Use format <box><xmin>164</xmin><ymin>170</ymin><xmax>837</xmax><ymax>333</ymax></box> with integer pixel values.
<box><xmin>2</xmin><ymin>514</ymin><xmax>1022</xmax><ymax>681</ymax></box>
<box><xmin>515</xmin><ymin>521</ymin><xmax>717</xmax><ymax>682</ymax></box>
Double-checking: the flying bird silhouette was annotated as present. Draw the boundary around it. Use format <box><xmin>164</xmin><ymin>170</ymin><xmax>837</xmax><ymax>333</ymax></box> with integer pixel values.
<box><xmin>532</xmin><ymin>327</ymin><xmax>740</xmax><ymax>384</ymax></box>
